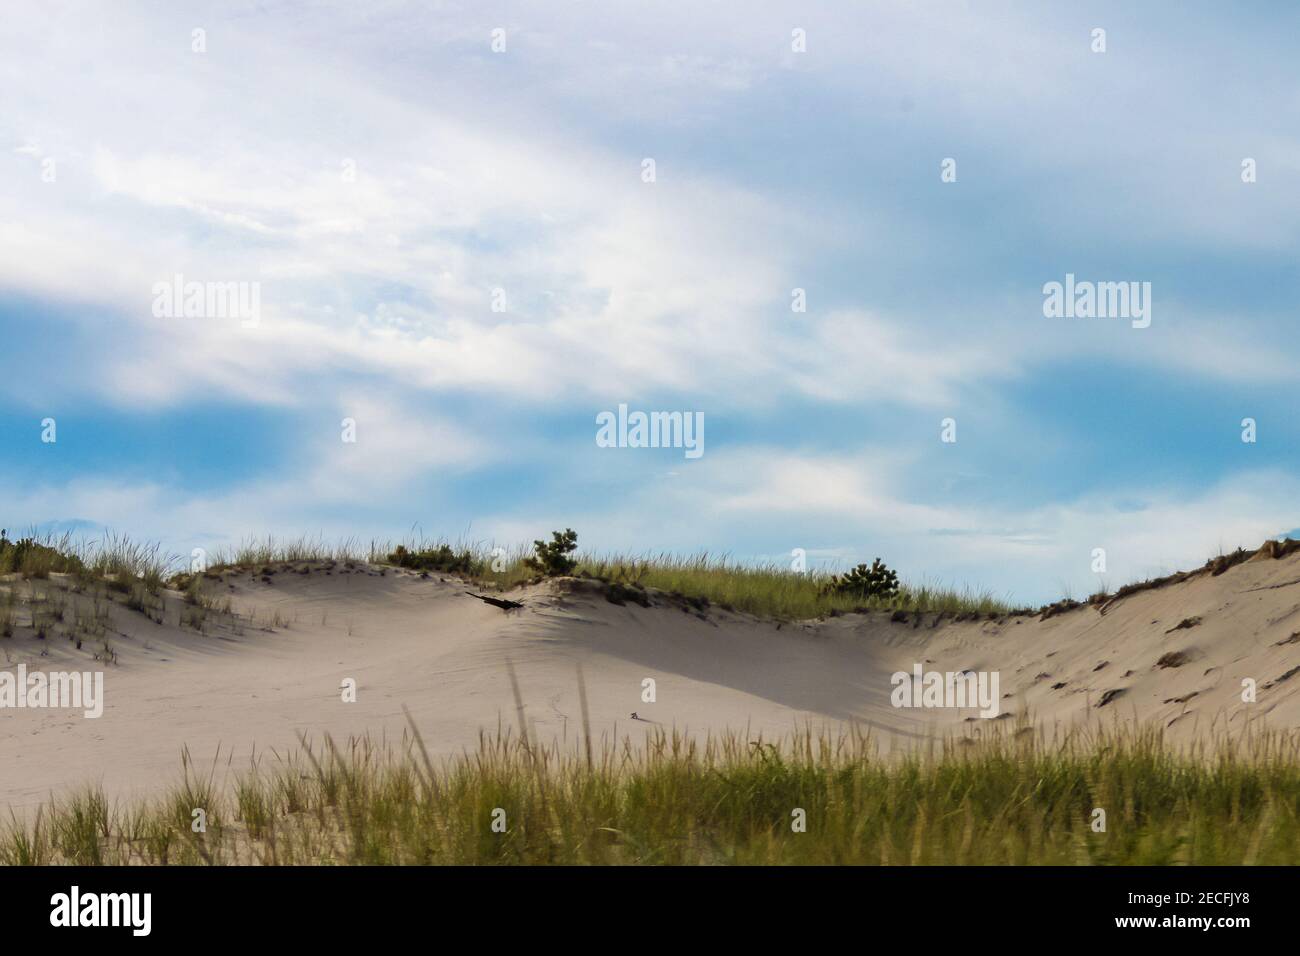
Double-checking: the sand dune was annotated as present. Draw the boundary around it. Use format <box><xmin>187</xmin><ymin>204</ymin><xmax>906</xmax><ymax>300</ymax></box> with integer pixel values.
<box><xmin>2</xmin><ymin>547</ymin><xmax>1299</xmax><ymax>812</ymax></box>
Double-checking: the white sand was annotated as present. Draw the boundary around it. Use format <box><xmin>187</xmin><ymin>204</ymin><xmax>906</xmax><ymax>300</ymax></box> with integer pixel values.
<box><xmin>2</xmin><ymin>548</ymin><xmax>1299</xmax><ymax>812</ymax></box>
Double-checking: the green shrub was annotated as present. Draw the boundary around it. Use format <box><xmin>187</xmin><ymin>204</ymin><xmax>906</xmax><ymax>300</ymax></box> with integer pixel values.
<box><xmin>387</xmin><ymin>544</ymin><xmax>480</xmax><ymax>575</ymax></box>
<box><xmin>0</xmin><ymin>530</ymin><xmax>84</xmax><ymax>578</ymax></box>
<box><xmin>524</xmin><ymin>529</ymin><xmax>579</xmax><ymax>577</ymax></box>
<box><xmin>826</xmin><ymin>558</ymin><xmax>900</xmax><ymax>601</ymax></box>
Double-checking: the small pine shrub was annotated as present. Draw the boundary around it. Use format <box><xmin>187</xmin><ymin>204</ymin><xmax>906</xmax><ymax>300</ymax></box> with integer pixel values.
<box><xmin>524</xmin><ymin>529</ymin><xmax>579</xmax><ymax>577</ymax></box>
<box><xmin>826</xmin><ymin>558</ymin><xmax>900</xmax><ymax>601</ymax></box>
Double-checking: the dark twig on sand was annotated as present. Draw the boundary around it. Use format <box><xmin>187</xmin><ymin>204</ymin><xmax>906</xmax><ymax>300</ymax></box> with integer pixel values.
<box><xmin>465</xmin><ymin>591</ymin><xmax>524</xmax><ymax>612</ymax></box>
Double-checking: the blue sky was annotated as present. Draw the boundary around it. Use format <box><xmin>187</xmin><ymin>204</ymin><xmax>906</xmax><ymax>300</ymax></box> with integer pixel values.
<box><xmin>2</xmin><ymin>1</ymin><xmax>1299</xmax><ymax>604</ymax></box>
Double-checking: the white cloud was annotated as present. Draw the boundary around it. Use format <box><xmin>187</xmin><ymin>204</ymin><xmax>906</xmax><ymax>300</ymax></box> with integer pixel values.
<box><xmin>0</xmin><ymin>6</ymin><xmax>815</xmax><ymax>411</ymax></box>
<box><xmin>6</xmin><ymin>0</ymin><xmax>1295</xmax><ymax>415</ymax></box>
<box><xmin>545</xmin><ymin>449</ymin><xmax>1300</xmax><ymax>605</ymax></box>
<box><xmin>2</xmin><ymin>1</ymin><xmax>1298</xmax><ymax>604</ymax></box>
<box><xmin>316</xmin><ymin>392</ymin><xmax>490</xmax><ymax>496</ymax></box>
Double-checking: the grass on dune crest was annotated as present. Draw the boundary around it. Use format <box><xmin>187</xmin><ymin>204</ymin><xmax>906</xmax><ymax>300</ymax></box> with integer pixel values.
<box><xmin>203</xmin><ymin>534</ymin><xmax>385</xmax><ymax>569</ymax></box>
<box><xmin>181</xmin><ymin>534</ymin><xmax>1015</xmax><ymax>620</ymax></box>
<box><xmin>570</xmin><ymin>553</ymin><xmax>1014</xmax><ymax>620</ymax></box>
<box><xmin>5</xmin><ymin>722</ymin><xmax>1300</xmax><ymax>866</ymax></box>
<box><xmin>0</xmin><ymin>529</ymin><xmax>172</xmax><ymax>597</ymax></box>
<box><xmin>2</xmin><ymin>528</ymin><xmax>1009</xmax><ymax>624</ymax></box>
<box><xmin>19</xmin><ymin>529</ymin><xmax>1297</xmax><ymax>623</ymax></box>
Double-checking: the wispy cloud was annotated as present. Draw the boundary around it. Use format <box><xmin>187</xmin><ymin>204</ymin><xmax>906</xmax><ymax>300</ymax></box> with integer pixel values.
<box><xmin>2</xmin><ymin>1</ymin><xmax>1297</xmax><ymax>604</ymax></box>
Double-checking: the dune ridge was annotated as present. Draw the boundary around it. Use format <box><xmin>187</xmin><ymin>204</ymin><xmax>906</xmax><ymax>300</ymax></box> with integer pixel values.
<box><xmin>1</xmin><ymin>543</ymin><xmax>1299</xmax><ymax>811</ymax></box>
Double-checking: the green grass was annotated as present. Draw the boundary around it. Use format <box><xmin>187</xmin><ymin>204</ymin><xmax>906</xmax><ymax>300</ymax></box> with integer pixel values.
<box><xmin>0</xmin><ymin>529</ymin><xmax>171</xmax><ymax>593</ymax></box>
<box><xmin>202</xmin><ymin>534</ymin><xmax>379</xmax><ymax>569</ymax></box>
<box><xmin>0</xmin><ymin>531</ymin><xmax>84</xmax><ymax>578</ymax></box>
<box><xmin>23</xmin><ymin>529</ymin><xmax>1300</xmax><ymax>625</ymax></box>
<box><xmin>168</xmin><ymin>533</ymin><xmax>1014</xmax><ymax>620</ymax></box>
<box><xmin>4</xmin><ymin>722</ymin><xmax>1299</xmax><ymax>865</ymax></box>
<box><xmin>10</xmin><ymin>529</ymin><xmax>1297</xmax><ymax>625</ymax></box>
<box><xmin>569</xmin><ymin>553</ymin><xmax>1014</xmax><ymax>619</ymax></box>
<box><xmin>8</xmin><ymin>529</ymin><xmax>975</xmax><ymax>638</ymax></box>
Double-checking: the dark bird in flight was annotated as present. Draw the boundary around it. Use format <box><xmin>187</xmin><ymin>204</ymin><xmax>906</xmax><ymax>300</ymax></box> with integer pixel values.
<box><xmin>465</xmin><ymin>591</ymin><xmax>524</xmax><ymax>612</ymax></box>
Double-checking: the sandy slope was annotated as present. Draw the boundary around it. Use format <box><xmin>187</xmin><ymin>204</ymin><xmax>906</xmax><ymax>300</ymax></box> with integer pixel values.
<box><xmin>2</xmin><ymin>548</ymin><xmax>1299</xmax><ymax>812</ymax></box>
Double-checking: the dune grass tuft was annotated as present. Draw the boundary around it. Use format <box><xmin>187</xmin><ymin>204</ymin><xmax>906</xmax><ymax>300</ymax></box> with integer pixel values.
<box><xmin>4</xmin><ymin>722</ymin><xmax>1299</xmax><ymax>865</ymax></box>
<box><xmin>567</xmin><ymin>553</ymin><xmax>1015</xmax><ymax>620</ymax></box>
<box><xmin>0</xmin><ymin>530</ymin><xmax>84</xmax><ymax>579</ymax></box>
